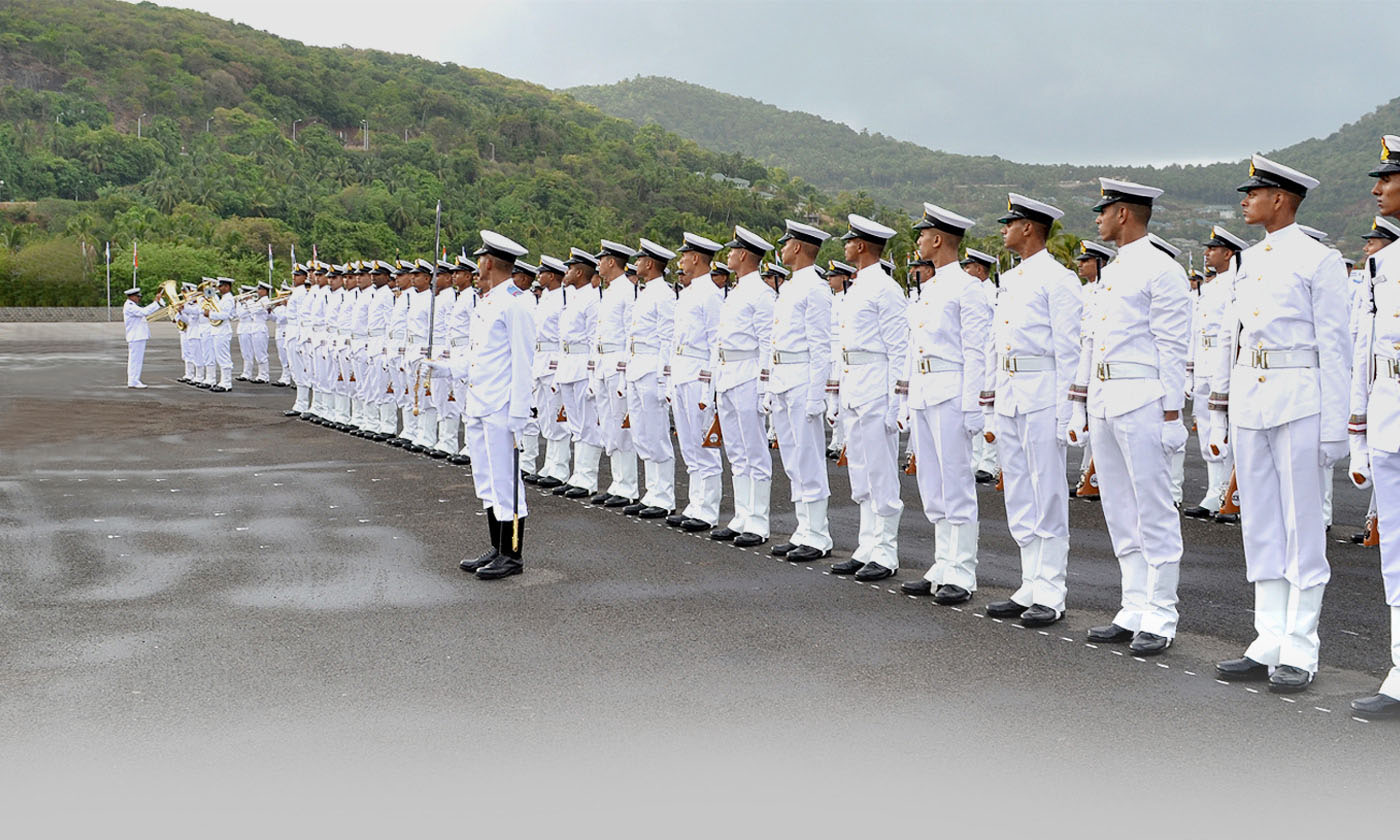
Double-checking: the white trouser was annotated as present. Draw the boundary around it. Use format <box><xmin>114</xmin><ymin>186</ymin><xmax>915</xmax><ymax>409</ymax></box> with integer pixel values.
<box><xmin>1375</xmin><ymin>447</ymin><xmax>1400</xmax><ymax>606</ymax></box>
<box><xmin>197</xmin><ymin>337</ymin><xmax>216</xmax><ymax>383</ymax></box>
<box><xmin>627</xmin><ymin>371</ymin><xmax>675</xmax><ymax>509</ymax></box>
<box><xmin>464</xmin><ymin>408</ymin><xmax>527</xmax><ymax>520</ymax></box>
<box><xmin>246</xmin><ymin>330</ymin><xmax>268</xmax><ymax>379</ymax></box>
<box><xmin>213</xmin><ymin>333</ymin><xmax>233</xmax><ymax>386</ymax></box>
<box><xmin>559</xmin><ymin>378</ymin><xmax>602</xmax><ymax>492</ymax></box>
<box><xmin>996</xmin><ymin>406</ymin><xmax>1070</xmax><ymax>612</ymax></box>
<box><xmin>1089</xmin><ymin>400</ymin><xmax>1183</xmax><ymax>638</ymax></box>
<box><xmin>238</xmin><ymin>332</ymin><xmax>253</xmax><ymax>377</ymax></box>
<box><xmin>1381</xmin><ymin>606</ymin><xmax>1400</xmax><ymax>701</ymax></box>
<box><xmin>772</xmin><ymin>385</ymin><xmax>832</xmax><ymax>550</ymax></box>
<box><xmin>1321</xmin><ymin>466</ymin><xmax>1334</xmax><ymax>528</ymax></box>
<box><xmin>536</xmin><ymin>372</ymin><xmax>568</xmax><ymax>442</ymax></box>
<box><xmin>842</xmin><ymin>396</ymin><xmax>902</xmax><ymax>570</ymax></box>
<box><xmin>597</xmin><ymin>370</ymin><xmax>637</xmax><ymax>498</ymax></box>
<box><xmin>720</xmin><ymin>380</ymin><xmax>773</xmax><ymax>535</ymax></box>
<box><xmin>912</xmin><ymin>400</ymin><xmax>979</xmax><ymax>588</ymax></box>
<box><xmin>1233</xmin><ymin>413</ymin><xmax>1331</xmax><ymax>589</ymax></box>
<box><xmin>1243</xmin><ymin>579</ymin><xmax>1327</xmax><ymax>674</ymax></box>
<box><xmin>126</xmin><ymin>339</ymin><xmax>146</xmax><ymax>386</ymax></box>
<box><xmin>274</xmin><ymin>334</ymin><xmax>290</xmax><ymax>382</ymax></box>
<box><xmin>672</xmin><ymin>379</ymin><xmax>723</xmax><ymax>526</ymax></box>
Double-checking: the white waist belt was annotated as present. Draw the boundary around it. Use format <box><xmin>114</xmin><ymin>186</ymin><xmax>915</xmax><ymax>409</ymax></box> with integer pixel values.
<box><xmin>719</xmin><ymin>348</ymin><xmax>757</xmax><ymax>362</ymax></box>
<box><xmin>772</xmin><ymin>349</ymin><xmax>810</xmax><ymax>365</ymax></box>
<box><xmin>1095</xmin><ymin>361</ymin><xmax>1158</xmax><ymax>381</ymax></box>
<box><xmin>842</xmin><ymin>350</ymin><xmax>886</xmax><ymax>365</ymax></box>
<box><xmin>352</xmin><ymin>331</ymin><xmax>369</xmax><ymax>339</ymax></box>
<box><xmin>1200</xmin><ymin>335</ymin><xmax>1218</xmax><ymax>348</ymax></box>
<box><xmin>562</xmin><ymin>342</ymin><xmax>591</xmax><ymax>355</ymax></box>
<box><xmin>999</xmin><ymin>354</ymin><xmax>1053</xmax><ymax>372</ymax></box>
<box><xmin>629</xmin><ymin>341</ymin><xmax>660</xmax><ymax>355</ymax></box>
<box><xmin>597</xmin><ymin>342</ymin><xmax>625</xmax><ymax>354</ymax></box>
<box><xmin>409</xmin><ymin>334</ymin><xmax>427</xmax><ymax>344</ymax></box>
<box><xmin>674</xmin><ymin>345</ymin><xmax>710</xmax><ymax>361</ymax></box>
<box><xmin>1238</xmin><ymin>348</ymin><xmax>1319</xmax><ymax>369</ymax></box>
<box><xmin>916</xmin><ymin>355</ymin><xmax>960</xmax><ymax>374</ymax></box>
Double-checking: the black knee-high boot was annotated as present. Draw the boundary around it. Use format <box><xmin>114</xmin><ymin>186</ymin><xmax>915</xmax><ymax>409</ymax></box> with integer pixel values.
<box><xmin>487</xmin><ymin>508</ymin><xmax>501</xmax><ymax>550</ymax></box>
<box><xmin>499</xmin><ymin>515</ymin><xmax>525</xmax><ymax>560</ymax></box>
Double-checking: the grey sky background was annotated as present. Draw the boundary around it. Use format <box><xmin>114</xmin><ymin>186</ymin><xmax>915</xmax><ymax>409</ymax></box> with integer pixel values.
<box><xmin>144</xmin><ymin>0</ymin><xmax>1395</xmax><ymax>166</ymax></box>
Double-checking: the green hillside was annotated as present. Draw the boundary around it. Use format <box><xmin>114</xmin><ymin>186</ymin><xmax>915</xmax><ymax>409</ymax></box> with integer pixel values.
<box><xmin>0</xmin><ymin>0</ymin><xmax>841</xmax><ymax>304</ymax></box>
<box><xmin>569</xmin><ymin>75</ymin><xmax>1396</xmax><ymax>249</ymax></box>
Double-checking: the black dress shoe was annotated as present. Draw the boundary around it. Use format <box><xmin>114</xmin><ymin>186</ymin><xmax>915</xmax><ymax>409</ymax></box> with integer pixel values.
<box><xmin>282</xmin><ymin>410</ymin><xmax>300</xmax><ymax>417</ymax></box>
<box><xmin>1350</xmin><ymin>693</ymin><xmax>1400</xmax><ymax>719</ymax></box>
<box><xmin>622</xmin><ymin>502</ymin><xmax>646</xmax><ymax>515</ymax></box>
<box><xmin>680</xmin><ymin>518</ymin><xmax>713</xmax><ymax>532</ymax></box>
<box><xmin>408</xmin><ymin>444</ymin><xmax>428</xmax><ymax>454</ymax></box>
<box><xmin>536</xmin><ymin>476</ymin><xmax>563</xmax><ymax>488</ymax></box>
<box><xmin>460</xmin><ymin>549</ymin><xmax>498</xmax><ymax>573</ymax></box>
<box><xmin>235</xmin><ymin>375</ymin><xmax>249</xmax><ymax>382</ymax></box>
<box><xmin>665</xmin><ymin>513</ymin><xmax>687</xmax><ymax>527</ymax></box>
<box><xmin>449</xmin><ymin>455</ymin><xmax>471</xmax><ymax>465</ymax></box>
<box><xmin>1130</xmin><ymin>632</ymin><xmax>1172</xmax><ymax>655</ymax></box>
<box><xmin>975</xmin><ymin>470</ymin><xmax>995</xmax><ymax>484</ymax></box>
<box><xmin>771</xmin><ymin>542</ymin><xmax>796</xmax><ymax>557</ymax></box>
<box><xmin>1216</xmin><ymin>656</ymin><xmax>1269</xmax><ymax>681</ymax></box>
<box><xmin>933</xmin><ymin>584</ymin><xmax>972</xmax><ymax>605</ymax></box>
<box><xmin>1087</xmin><ymin>623</ymin><xmax>1134</xmax><ymax>643</ymax></box>
<box><xmin>428</xmin><ymin>450</ymin><xmax>448</xmax><ymax>459</ymax></box>
<box><xmin>563</xmin><ymin>487</ymin><xmax>591</xmax><ymax>499</ymax></box>
<box><xmin>387</xmin><ymin>437</ymin><xmax>408</xmax><ymax>447</ymax></box>
<box><xmin>1268</xmin><ymin>665</ymin><xmax>1313</xmax><ymax>693</ymax></box>
<box><xmin>1182</xmin><ymin>505</ymin><xmax>1213</xmax><ymax>520</ymax></box>
<box><xmin>1019</xmin><ymin>604</ymin><xmax>1062</xmax><ymax>627</ymax></box>
<box><xmin>522</xmin><ymin>473</ymin><xmax>540</xmax><ymax>485</ymax></box>
<box><xmin>854</xmin><ymin>562</ymin><xmax>894</xmax><ymax>582</ymax></box>
<box><xmin>604</xmin><ymin>495</ymin><xmax>632</xmax><ymax>508</ymax></box>
<box><xmin>901</xmin><ymin>579</ymin><xmax>933</xmax><ymax>596</ymax></box>
<box><xmin>476</xmin><ymin>555</ymin><xmax>523</xmax><ymax>580</ymax></box>
<box><xmin>271</xmin><ymin>381</ymin><xmax>289</xmax><ymax>387</ymax></box>
<box><xmin>709</xmin><ymin>527</ymin><xmax>739</xmax><ymax>542</ymax></box>
<box><xmin>786</xmin><ymin>545</ymin><xmax>830</xmax><ymax>562</ymax></box>
<box><xmin>638</xmin><ymin>506</ymin><xmax>668</xmax><ymax>519</ymax></box>
<box><xmin>734</xmin><ymin>532</ymin><xmax>766</xmax><ymax>548</ymax></box>
<box><xmin>590</xmin><ymin>493</ymin><xmax>611</xmax><ymax>505</ymax></box>
<box><xmin>830</xmin><ymin>558</ymin><xmax>862</xmax><ymax>575</ymax></box>
<box><xmin>196</xmin><ymin>383</ymin><xmax>213</xmax><ymax>390</ymax></box>
<box><xmin>1214</xmin><ymin>512</ymin><xmax>1240</xmax><ymax>524</ymax></box>
<box><xmin>985</xmin><ymin>599</ymin><xmax>1028</xmax><ymax>618</ymax></box>
<box><xmin>554</xmin><ymin>484</ymin><xmax>579</xmax><ymax>496</ymax></box>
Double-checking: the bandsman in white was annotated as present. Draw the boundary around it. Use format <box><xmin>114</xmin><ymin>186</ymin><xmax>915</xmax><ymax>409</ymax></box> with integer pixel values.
<box><xmin>897</xmin><ymin>204</ymin><xmax>991</xmax><ymax>602</ymax></box>
<box><xmin>184</xmin><ymin>280</ymin><xmax>214</xmax><ymax>388</ymax></box>
<box><xmin>208</xmin><ymin>277</ymin><xmax>236</xmax><ymax>392</ymax></box>
<box><xmin>553</xmin><ymin>248</ymin><xmax>605</xmax><ymax>499</ymax></box>
<box><xmin>824</xmin><ymin>260</ymin><xmax>855</xmax><ymax>459</ymax></box>
<box><xmin>709</xmin><ymin>225</ymin><xmax>777</xmax><ymax>547</ymax></box>
<box><xmin>983</xmin><ymin>194</ymin><xmax>1082</xmax><ymax>627</ymax></box>
<box><xmin>1182</xmin><ymin>225</ymin><xmax>1247</xmax><ymax>520</ymax></box>
<box><xmin>429</xmin><ymin>231</ymin><xmax>536</xmax><ymax>580</ymax></box>
<box><xmin>1209</xmin><ymin>154</ymin><xmax>1350</xmax><ymax>693</ymax></box>
<box><xmin>524</xmin><ymin>255</ymin><xmax>570</xmax><ymax>485</ymax></box>
<box><xmin>620</xmin><ymin>239</ymin><xmax>679</xmax><ymax>518</ymax></box>
<box><xmin>829</xmin><ymin>214</ymin><xmax>908</xmax><ymax>581</ymax></box>
<box><xmin>765</xmin><ymin>220</ymin><xmax>835</xmax><ymax>561</ymax></box>
<box><xmin>1067</xmin><ymin>178</ymin><xmax>1191</xmax><ymax>654</ymax></box>
<box><xmin>667</xmin><ymin>233</ymin><xmax>727</xmax><ymax>532</ymax></box>
<box><xmin>245</xmin><ymin>282</ymin><xmax>273</xmax><ymax>383</ymax></box>
<box><xmin>270</xmin><ymin>281</ymin><xmax>292</xmax><ymax>387</ymax></box>
<box><xmin>1347</xmin><ymin>136</ymin><xmax>1400</xmax><ymax>718</ymax></box>
<box><xmin>591</xmin><ymin>241</ymin><xmax>641</xmax><ymax>507</ymax></box>
<box><xmin>175</xmin><ymin>281</ymin><xmax>196</xmax><ymax>384</ymax></box>
<box><xmin>122</xmin><ymin>283</ymin><xmax>166</xmax><ymax>388</ymax></box>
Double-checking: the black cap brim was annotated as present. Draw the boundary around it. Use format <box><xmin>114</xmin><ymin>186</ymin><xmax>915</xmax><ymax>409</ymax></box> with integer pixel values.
<box><xmin>1368</xmin><ymin>163</ymin><xmax>1400</xmax><ymax>178</ymax></box>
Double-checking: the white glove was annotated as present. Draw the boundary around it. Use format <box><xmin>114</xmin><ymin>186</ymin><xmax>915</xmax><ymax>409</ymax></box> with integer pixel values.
<box><xmin>760</xmin><ymin>391</ymin><xmax>773</xmax><ymax>416</ymax></box>
<box><xmin>884</xmin><ymin>400</ymin><xmax>900</xmax><ymax>435</ymax></box>
<box><xmin>825</xmin><ymin>396</ymin><xmax>839</xmax><ymax>427</ymax></box>
<box><xmin>983</xmin><ymin>408</ymin><xmax>997</xmax><ymax>443</ymax></box>
<box><xmin>1349</xmin><ymin>437</ymin><xmax>1373</xmax><ymax>489</ymax></box>
<box><xmin>895</xmin><ymin>396</ymin><xmax>910</xmax><ymax>433</ymax></box>
<box><xmin>507</xmin><ymin>413</ymin><xmax>529</xmax><ymax>435</ymax></box>
<box><xmin>1161</xmin><ymin>417</ymin><xmax>1188</xmax><ymax>456</ymax></box>
<box><xmin>1066</xmin><ymin>402</ymin><xmax>1088</xmax><ymax>447</ymax></box>
<box><xmin>1205</xmin><ymin>411</ymin><xmax>1229</xmax><ymax>462</ymax></box>
<box><xmin>805</xmin><ymin>398</ymin><xmax>825</xmax><ymax>419</ymax></box>
<box><xmin>962</xmin><ymin>410</ymin><xmax>983</xmax><ymax>439</ymax></box>
<box><xmin>1320</xmin><ymin>439</ymin><xmax>1347</xmax><ymax>469</ymax></box>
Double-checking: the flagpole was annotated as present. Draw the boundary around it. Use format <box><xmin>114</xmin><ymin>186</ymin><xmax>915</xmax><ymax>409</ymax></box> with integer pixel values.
<box><xmin>105</xmin><ymin>241</ymin><xmax>112</xmax><ymax>321</ymax></box>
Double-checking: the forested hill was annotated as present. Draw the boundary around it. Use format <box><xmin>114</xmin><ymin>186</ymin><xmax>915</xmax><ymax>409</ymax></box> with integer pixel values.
<box><xmin>0</xmin><ymin>0</ymin><xmax>834</xmax><ymax>303</ymax></box>
<box><xmin>570</xmin><ymin>75</ymin><xmax>1400</xmax><ymax>246</ymax></box>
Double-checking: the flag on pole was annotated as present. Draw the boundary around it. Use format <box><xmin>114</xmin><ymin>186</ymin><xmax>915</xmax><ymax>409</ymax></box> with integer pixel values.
<box><xmin>133</xmin><ymin>241</ymin><xmax>138</xmax><ymax>269</ymax></box>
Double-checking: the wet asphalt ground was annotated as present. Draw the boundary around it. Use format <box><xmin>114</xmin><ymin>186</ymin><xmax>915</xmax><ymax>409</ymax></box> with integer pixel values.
<box><xmin>1</xmin><ymin>323</ymin><xmax>1396</xmax><ymax>835</ymax></box>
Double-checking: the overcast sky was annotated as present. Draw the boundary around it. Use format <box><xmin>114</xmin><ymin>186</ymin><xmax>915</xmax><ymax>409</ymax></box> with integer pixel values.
<box><xmin>145</xmin><ymin>0</ymin><xmax>1395</xmax><ymax>166</ymax></box>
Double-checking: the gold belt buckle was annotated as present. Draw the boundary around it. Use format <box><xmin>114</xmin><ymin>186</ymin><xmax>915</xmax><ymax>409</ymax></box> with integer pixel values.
<box><xmin>1249</xmin><ymin>348</ymin><xmax>1265</xmax><ymax>368</ymax></box>
<box><xmin>1096</xmin><ymin>362</ymin><xmax>1107</xmax><ymax>381</ymax></box>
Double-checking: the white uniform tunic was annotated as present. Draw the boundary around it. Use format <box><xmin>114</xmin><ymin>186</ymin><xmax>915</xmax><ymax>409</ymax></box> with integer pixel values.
<box><xmin>1075</xmin><ymin>236</ymin><xmax>1191</xmax><ymax>637</ymax></box>
<box><xmin>1210</xmin><ymin>223</ymin><xmax>1349</xmax><ymax>674</ymax></box>
<box><xmin>837</xmin><ymin>262</ymin><xmax>908</xmax><ymax>569</ymax></box>
<box><xmin>626</xmin><ymin>276</ymin><xmax>677</xmax><ymax>509</ymax></box>
<box><xmin>1350</xmin><ymin>243</ymin><xmax>1400</xmax><ymax>698</ymax></box>
<box><xmin>905</xmin><ymin>261</ymin><xmax>991</xmax><ymax>588</ymax></box>
<box><xmin>670</xmin><ymin>275</ymin><xmax>724</xmax><ymax>525</ymax></box>
<box><xmin>987</xmin><ymin>249</ymin><xmax>1082</xmax><ymax>612</ymax></box>
<box><xmin>461</xmin><ymin>284</ymin><xmax>537</xmax><ymax>519</ymax></box>
<box><xmin>210</xmin><ymin>291</ymin><xmax>236</xmax><ymax>385</ymax></box>
<box><xmin>713</xmin><ymin>270</ymin><xmax>775</xmax><ymax>535</ymax></box>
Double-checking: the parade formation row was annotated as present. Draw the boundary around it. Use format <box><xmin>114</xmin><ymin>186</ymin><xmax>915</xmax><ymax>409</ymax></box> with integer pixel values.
<box><xmin>121</xmin><ymin>140</ymin><xmax>1400</xmax><ymax>720</ymax></box>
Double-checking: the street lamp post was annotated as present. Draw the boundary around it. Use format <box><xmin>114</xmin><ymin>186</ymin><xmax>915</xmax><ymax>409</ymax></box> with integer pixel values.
<box><xmin>361</xmin><ymin>119</ymin><xmax>368</xmax><ymax>151</ymax></box>
<box><xmin>206</xmin><ymin>116</ymin><xmax>212</xmax><ymax>133</ymax></box>
<box><xmin>138</xmin><ymin>113</ymin><xmax>147</xmax><ymax>138</ymax></box>
<box><xmin>292</xmin><ymin>118</ymin><xmax>303</xmax><ymax>141</ymax></box>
